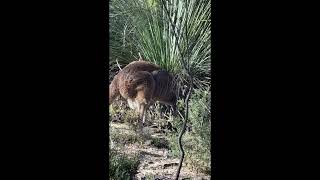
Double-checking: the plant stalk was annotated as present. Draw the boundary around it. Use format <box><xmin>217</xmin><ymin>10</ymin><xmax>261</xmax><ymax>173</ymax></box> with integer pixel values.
<box><xmin>174</xmin><ymin>76</ymin><xmax>193</xmax><ymax>180</ymax></box>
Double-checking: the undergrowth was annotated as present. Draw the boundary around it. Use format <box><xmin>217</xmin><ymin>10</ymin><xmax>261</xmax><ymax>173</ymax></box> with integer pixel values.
<box><xmin>109</xmin><ymin>86</ymin><xmax>211</xmax><ymax>176</ymax></box>
<box><xmin>109</xmin><ymin>148</ymin><xmax>139</xmax><ymax>180</ymax></box>
<box><xmin>168</xmin><ymin>88</ymin><xmax>211</xmax><ymax>174</ymax></box>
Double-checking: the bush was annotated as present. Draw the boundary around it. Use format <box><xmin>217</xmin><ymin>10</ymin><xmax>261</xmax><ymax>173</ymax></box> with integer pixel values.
<box><xmin>109</xmin><ymin>149</ymin><xmax>139</xmax><ymax>180</ymax></box>
<box><xmin>109</xmin><ymin>99</ymin><xmax>139</xmax><ymax>125</ymax></box>
<box><xmin>168</xmin><ymin>88</ymin><xmax>211</xmax><ymax>174</ymax></box>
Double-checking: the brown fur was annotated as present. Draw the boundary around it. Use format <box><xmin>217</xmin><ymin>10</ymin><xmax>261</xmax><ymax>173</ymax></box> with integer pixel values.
<box><xmin>109</xmin><ymin>60</ymin><xmax>160</xmax><ymax>104</ymax></box>
<box><xmin>109</xmin><ymin>60</ymin><xmax>177</xmax><ymax>127</ymax></box>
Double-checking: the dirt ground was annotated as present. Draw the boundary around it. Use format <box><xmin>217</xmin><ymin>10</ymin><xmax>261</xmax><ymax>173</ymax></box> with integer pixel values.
<box><xmin>110</xmin><ymin>122</ymin><xmax>211</xmax><ymax>180</ymax></box>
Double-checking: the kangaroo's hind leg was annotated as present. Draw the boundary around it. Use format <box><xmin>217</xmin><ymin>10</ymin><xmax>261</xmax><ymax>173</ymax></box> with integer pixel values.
<box><xmin>137</xmin><ymin>102</ymin><xmax>146</xmax><ymax>130</ymax></box>
<box><xmin>139</xmin><ymin>102</ymin><xmax>152</xmax><ymax>125</ymax></box>
<box><xmin>135</xmin><ymin>90</ymin><xmax>150</xmax><ymax>131</ymax></box>
<box><xmin>137</xmin><ymin>80</ymin><xmax>155</xmax><ymax>130</ymax></box>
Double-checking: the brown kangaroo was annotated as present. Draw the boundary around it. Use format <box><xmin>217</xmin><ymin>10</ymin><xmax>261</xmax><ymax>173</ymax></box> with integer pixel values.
<box><xmin>109</xmin><ymin>60</ymin><xmax>177</xmax><ymax>129</ymax></box>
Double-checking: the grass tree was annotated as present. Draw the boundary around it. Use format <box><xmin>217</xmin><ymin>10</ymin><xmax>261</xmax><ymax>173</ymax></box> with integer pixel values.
<box><xmin>109</xmin><ymin>0</ymin><xmax>211</xmax><ymax>90</ymax></box>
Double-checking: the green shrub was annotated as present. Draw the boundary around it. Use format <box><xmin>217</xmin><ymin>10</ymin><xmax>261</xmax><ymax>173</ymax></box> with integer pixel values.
<box><xmin>109</xmin><ymin>149</ymin><xmax>139</xmax><ymax>180</ymax></box>
<box><xmin>168</xmin><ymin>88</ymin><xmax>211</xmax><ymax>174</ymax></box>
<box><xmin>110</xmin><ymin>100</ymin><xmax>139</xmax><ymax>125</ymax></box>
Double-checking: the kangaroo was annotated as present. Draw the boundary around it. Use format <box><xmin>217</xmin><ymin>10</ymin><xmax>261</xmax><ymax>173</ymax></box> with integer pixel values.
<box><xmin>109</xmin><ymin>60</ymin><xmax>177</xmax><ymax>130</ymax></box>
<box><xmin>150</xmin><ymin>69</ymin><xmax>177</xmax><ymax>113</ymax></box>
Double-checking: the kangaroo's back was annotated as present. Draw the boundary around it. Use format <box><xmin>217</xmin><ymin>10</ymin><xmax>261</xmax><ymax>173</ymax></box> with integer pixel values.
<box><xmin>109</xmin><ymin>60</ymin><xmax>160</xmax><ymax>104</ymax></box>
<box><xmin>121</xmin><ymin>61</ymin><xmax>161</xmax><ymax>75</ymax></box>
